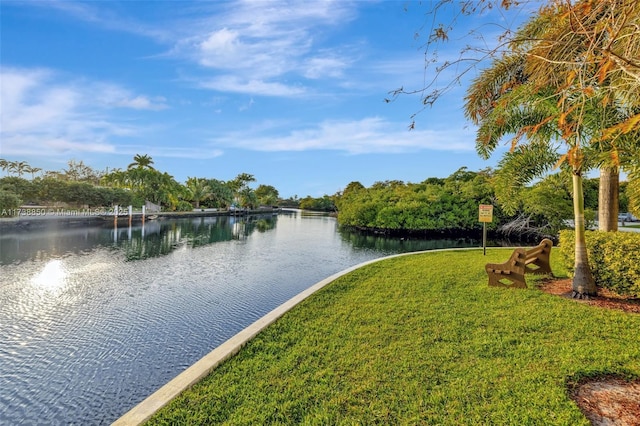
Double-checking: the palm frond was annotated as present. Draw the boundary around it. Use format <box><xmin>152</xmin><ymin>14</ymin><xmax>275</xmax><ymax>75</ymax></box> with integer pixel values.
<box><xmin>493</xmin><ymin>142</ymin><xmax>561</xmax><ymax>215</ymax></box>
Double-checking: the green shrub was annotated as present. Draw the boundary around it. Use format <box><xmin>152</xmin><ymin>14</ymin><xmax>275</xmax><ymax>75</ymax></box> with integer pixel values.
<box><xmin>0</xmin><ymin>189</ymin><xmax>22</xmax><ymax>217</ymax></box>
<box><xmin>558</xmin><ymin>230</ymin><xmax>640</xmax><ymax>296</ymax></box>
<box><xmin>0</xmin><ymin>177</ymin><xmax>37</xmax><ymax>203</ymax></box>
<box><xmin>174</xmin><ymin>200</ymin><xmax>193</xmax><ymax>212</ymax></box>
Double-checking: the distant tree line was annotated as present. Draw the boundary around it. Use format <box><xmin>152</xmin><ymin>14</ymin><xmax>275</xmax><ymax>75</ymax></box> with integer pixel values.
<box><xmin>1</xmin><ymin>156</ymin><xmax>632</xmax><ymax>244</ymax></box>
<box><xmin>299</xmin><ymin>195</ymin><xmax>336</xmax><ymax>212</ymax></box>
<box><xmin>0</xmin><ymin>155</ymin><xmax>283</xmax><ymax>214</ymax></box>
<box><xmin>0</xmin><ymin>176</ymin><xmax>133</xmax><ymax>208</ymax></box>
<box><xmin>333</xmin><ymin>167</ymin><xmax>626</xmax><ymax>239</ymax></box>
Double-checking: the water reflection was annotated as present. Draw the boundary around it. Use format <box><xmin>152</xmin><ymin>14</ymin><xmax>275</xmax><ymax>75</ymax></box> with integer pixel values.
<box><xmin>0</xmin><ymin>212</ymin><xmax>490</xmax><ymax>425</ymax></box>
<box><xmin>339</xmin><ymin>230</ymin><xmax>483</xmax><ymax>253</ymax></box>
<box><xmin>30</xmin><ymin>259</ymin><xmax>68</xmax><ymax>295</ymax></box>
<box><xmin>0</xmin><ymin>215</ymin><xmax>278</xmax><ymax>265</ymax></box>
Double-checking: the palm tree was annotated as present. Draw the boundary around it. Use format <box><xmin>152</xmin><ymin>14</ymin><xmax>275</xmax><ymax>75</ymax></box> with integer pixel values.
<box><xmin>185</xmin><ymin>177</ymin><xmax>211</xmax><ymax>209</ymax></box>
<box><xmin>255</xmin><ymin>184</ymin><xmax>279</xmax><ymax>206</ymax></box>
<box><xmin>627</xmin><ymin>167</ymin><xmax>640</xmax><ymax>216</ymax></box>
<box><xmin>146</xmin><ymin>171</ymin><xmax>179</xmax><ymax>206</ymax></box>
<box><xmin>228</xmin><ymin>173</ymin><xmax>256</xmax><ymax>208</ymax></box>
<box><xmin>522</xmin><ymin>0</ymin><xmax>640</xmax><ymax>135</ymax></box>
<box><xmin>9</xmin><ymin>161</ymin><xmax>29</xmax><ymax>178</ymax></box>
<box><xmin>206</xmin><ymin>179</ymin><xmax>234</xmax><ymax>208</ymax></box>
<box><xmin>227</xmin><ymin>173</ymin><xmax>256</xmax><ymax>192</ymax></box>
<box><xmin>465</xmin><ymin>48</ymin><xmax>598</xmax><ymax>297</ymax></box>
<box><xmin>520</xmin><ymin>1</ymin><xmax>640</xmax><ymax>230</ymax></box>
<box><xmin>585</xmin><ymin>104</ymin><xmax>640</xmax><ymax>231</ymax></box>
<box><xmin>237</xmin><ymin>187</ymin><xmax>258</xmax><ymax>209</ymax></box>
<box><xmin>101</xmin><ymin>168</ymin><xmax>126</xmax><ymax>188</ymax></box>
<box><xmin>466</xmin><ymin>1</ymin><xmax>640</xmax><ymax>297</ymax></box>
<box><xmin>128</xmin><ymin>154</ymin><xmax>155</xmax><ymax>170</ymax></box>
<box><xmin>25</xmin><ymin>166</ymin><xmax>42</xmax><ymax>180</ymax></box>
<box><xmin>0</xmin><ymin>159</ymin><xmax>8</xmax><ymax>176</ymax></box>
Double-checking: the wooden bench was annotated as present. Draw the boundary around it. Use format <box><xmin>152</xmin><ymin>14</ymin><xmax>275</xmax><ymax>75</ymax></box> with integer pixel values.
<box><xmin>485</xmin><ymin>238</ymin><xmax>553</xmax><ymax>288</ymax></box>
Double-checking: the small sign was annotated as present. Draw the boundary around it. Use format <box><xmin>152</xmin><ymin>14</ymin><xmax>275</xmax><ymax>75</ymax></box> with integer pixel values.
<box><xmin>479</xmin><ymin>204</ymin><xmax>493</xmax><ymax>223</ymax></box>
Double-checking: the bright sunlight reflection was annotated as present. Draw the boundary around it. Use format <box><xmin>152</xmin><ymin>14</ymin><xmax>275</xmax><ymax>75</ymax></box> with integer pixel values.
<box><xmin>31</xmin><ymin>259</ymin><xmax>68</xmax><ymax>294</ymax></box>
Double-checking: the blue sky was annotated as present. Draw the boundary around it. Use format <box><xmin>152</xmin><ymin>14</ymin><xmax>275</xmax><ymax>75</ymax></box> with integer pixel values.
<box><xmin>1</xmin><ymin>1</ymin><xmax>536</xmax><ymax>198</ymax></box>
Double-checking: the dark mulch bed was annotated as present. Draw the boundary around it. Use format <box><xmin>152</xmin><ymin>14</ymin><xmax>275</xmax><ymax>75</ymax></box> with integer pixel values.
<box><xmin>539</xmin><ymin>278</ymin><xmax>640</xmax><ymax>314</ymax></box>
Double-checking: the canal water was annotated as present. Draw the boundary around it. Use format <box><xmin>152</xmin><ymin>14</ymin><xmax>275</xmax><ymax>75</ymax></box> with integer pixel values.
<box><xmin>0</xmin><ymin>211</ymin><xmax>483</xmax><ymax>425</ymax></box>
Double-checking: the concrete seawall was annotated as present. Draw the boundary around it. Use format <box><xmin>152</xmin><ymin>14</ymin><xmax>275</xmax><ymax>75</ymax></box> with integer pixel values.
<box><xmin>112</xmin><ymin>247</ymin><xmax>480</xmax><ymax>425</ymax></box>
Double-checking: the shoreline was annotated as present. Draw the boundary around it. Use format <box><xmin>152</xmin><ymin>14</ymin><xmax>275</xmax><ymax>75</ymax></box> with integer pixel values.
<box><xmin>113</xmin><ymin>247</ymin><xmax>482</xmax><ymax>425</ymax></box>
<box><xmin>0</xmin><ymin>208</ymin><xmax>281</xmax><ymax>231</ymax></box>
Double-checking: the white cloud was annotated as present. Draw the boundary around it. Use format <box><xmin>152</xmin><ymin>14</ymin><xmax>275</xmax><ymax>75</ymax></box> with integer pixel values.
<box><xmin>116</xmin><ymin>95</ymin><xmax>168</xmax><ymax>110</ymax></box>
<box><xmin>22</xmin><ymin>1</ymin><xmax>365</xmax><ymax>98</ymax></box>
<box><xmin>127</xmin><ymin>146</ymin><xmax>224</xmax><ymax>160</ymax></box>
<box><xmin>44</xmin><ymin>138</ymin><xmax>116</xmax><ymax>154</ymax></box>
<box><xmin>200</xmin><ymin>27</ymin><xmax>241</xmax><ymax>56</ymax></box>
<box><xmin>171</xmin><ymin>0</ymin><xmax>358</xmax><ymax>96</ymax></box>
<box><xmin>199</xmin><ymin>76</ymin><xmax>306</xmax><ymax>97</ymax></box>
<box><xmin>209</xmin><ymin>117</ymin><xmax>476</xmax><ymax>154</ymax></box>
<box><xmin>0</xmin><ymin>67</ymin><xmax>167</xmax><ymax>156</ymax></box>
<box><xmin>91</xmin><ymin>83</ymin><xmax>168</xmax><ymax>110</ymax></box>
<box><xmin>1</xmin><ymin>135</ymin><xmax>115</xmax><ymax>157</ymax></box>
<box><xmin>97</xmin><ymin>143</ymin><xmax>225</xmax><ymax>160</ymax></box>
<box><xmin>0</xmin><ymin>69</ymin><xmax>77</xmax><ymax>134</ymax></box>
<box><xmin>194</xmin><ymin>25</ymin><xmax>309</xmax><ymax>79</ymax></box>
<box><xmin>303</xmin><ymin>56</ymin><xmax>349</xmax><ymax>79</ymax></box>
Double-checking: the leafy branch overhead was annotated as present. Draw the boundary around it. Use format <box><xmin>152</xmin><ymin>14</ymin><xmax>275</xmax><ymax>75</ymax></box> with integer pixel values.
<box><xmin>395</xmin><ymin>0</ymin><xmax>640</xmax><ymax>141</ymax></box>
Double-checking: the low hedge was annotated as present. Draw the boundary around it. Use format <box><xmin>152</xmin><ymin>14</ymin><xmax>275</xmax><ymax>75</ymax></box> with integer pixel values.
<box><xmin>558</xmin><ymin>229</ymin><xmax>640</xmax><ymax>296</ymax></box>
<box><xmin>0</xmin><ymin>189</ymin><xmax>22</xmax><ymax>216</ymax></box>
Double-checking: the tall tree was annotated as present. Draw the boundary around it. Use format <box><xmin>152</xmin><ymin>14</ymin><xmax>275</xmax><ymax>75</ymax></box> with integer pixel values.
<box><xmin>393</xmin><ymin>0</ymin><xmax>640</xmax><ymax>220</ymax></box>
<box><xmin>8</xmin><ymin>161</ymin><xmax>28</xmax><ymax>177</ymax></box>
<box><xmin>101</xmin><ymin>163</ymin><xmax>180</xmax><ymax>208</ymax></box>
<box><xmin>393</xmin><ymin>0</ymin><xmax>640</xmax><ymax>129</ymax></box>
<box><xmin>589</xmin><ymin>105</ymin><xmax>640</xmax><ymax>224</ymax></box>
<box><xmin>598</xmin><ymin>167</ymin><xmax>619</xmax><ymax>230</ymax></box>
<box><xmin>526</xmin><ymin>1</ymin><xmax>640</xmax><ymax>230</ymax></box>
<box><xmin>61</xmin><ymin>160</ymin><xmax>101</xmax><ymax>183</ymax></box>
<box><xmin>523</xmin><ymin>0</ymin><xmax>640</xmax><ymax>131</ymax></box>
<box><xmin>185</xmin><ymin>177</ymin><xmax>211</xmax><ymax>209</ymax></box>
<box><xmin>255</xmin><ymin>184</ymin><xmax>279</xmax><ymax>206</ymax></box>
<box><xmin>228</xmin><ymin>173</ymin><xmax>256</xmax><ymax>192</ymax></box>
<box><xmin>0</xmin><ymin>159</ymin><xmax>9</xmax><ymax>175</ymax></box>
<box><xmin>25</xmin><ymin>166</ymin><xmax>42</xmax><ymax>180</ymax></box>
<box><xmin>464</xmin><ymin>48</ymin><xmax>598</xmax><ymax>296</ymax></box>
<box><xmin>448</xmin><ymin>2</ymin><xmax>640</xmax><ymax>297</ymax></box>
<box><xmin>128</xmin><ymin>154</ymin><xmax>155</xmax><ymax>170</ymax></box>
<box><xmin>205</xmin><ymin>179</ymin><xmax>234</xmax><ymax>208</ymax></box>
<box><xmin>237</xmin><ymin>187</ymin><xmax>258</xmax><ymax>209</ymax></box>
<box><xmin>228</xmin><ymin>173</ymin><xmax>256</xmax><ymax>207</ymax></box>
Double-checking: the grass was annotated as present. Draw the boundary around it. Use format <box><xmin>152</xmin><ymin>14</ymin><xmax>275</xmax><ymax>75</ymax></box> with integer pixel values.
<box><xmin>147</xmin><ymin>248</ymin><xmax>640</xmax><ymax>425</ymax></box>
<box><xmin>623</xmin><ymin>223</ymin><xmax>640</xmax><ymax>229</ymax></box>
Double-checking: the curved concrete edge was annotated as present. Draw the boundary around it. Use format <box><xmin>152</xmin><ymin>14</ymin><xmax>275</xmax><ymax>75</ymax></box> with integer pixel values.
<box><xmin>112</xmin><ymin>247</ymin><xmax>481</xmax><ymax>425</ymax></box>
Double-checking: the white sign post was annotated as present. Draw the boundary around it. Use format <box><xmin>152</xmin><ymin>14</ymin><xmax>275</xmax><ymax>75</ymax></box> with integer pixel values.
<box><xmin>478</xmin><ymin>204</ymin><xmax>494</xmax><ymax>255</ymax></box>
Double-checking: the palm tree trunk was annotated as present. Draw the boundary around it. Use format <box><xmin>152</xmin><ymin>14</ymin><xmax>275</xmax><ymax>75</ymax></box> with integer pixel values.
<box><xmin>572</xmin><ymin>170</ymin><xmax>597</xmax><ymax>298</ymax></box>
<box><xmin>598</xmin><ymin>166</ymin><xmax>619</xmax><ymax>231</ymax></box>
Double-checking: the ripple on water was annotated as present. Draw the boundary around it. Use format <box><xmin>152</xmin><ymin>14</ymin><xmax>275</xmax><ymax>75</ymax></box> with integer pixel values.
<box><xmin>1</xmin><ymin>215</ymin><xmax>481</xmax><ymax>425</ymax></box>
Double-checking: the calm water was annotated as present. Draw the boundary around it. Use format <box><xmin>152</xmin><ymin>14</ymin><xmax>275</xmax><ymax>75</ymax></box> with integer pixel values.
<box><xmin>0</xmin><ymin>211</ymin><xmax>483</xmax><ymax>425</ymax></box>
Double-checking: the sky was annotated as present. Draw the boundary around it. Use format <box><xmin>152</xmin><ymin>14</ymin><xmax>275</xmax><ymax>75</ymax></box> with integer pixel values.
<box><xmin>0</xmin><ymin>0</ymin><xmax>538</xmax><ymax>198</ymax></box>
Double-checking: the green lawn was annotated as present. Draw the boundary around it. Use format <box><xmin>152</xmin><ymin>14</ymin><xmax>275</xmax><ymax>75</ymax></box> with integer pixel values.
<box><xmin>623</xmin><ymin>223</ymin><xmax>640</xmax><ymax>229</ymax></box>
<box><xmin>147</xmin><ymin>248</ymin><xmax>640</xmax><ymax>425</ymax></box>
